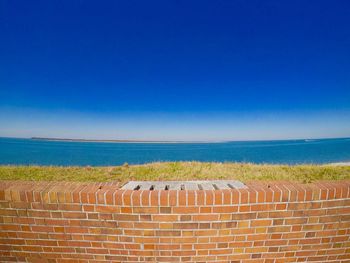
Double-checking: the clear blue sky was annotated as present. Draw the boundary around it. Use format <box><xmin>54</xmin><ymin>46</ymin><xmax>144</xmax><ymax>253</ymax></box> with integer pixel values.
<box><xmin>0</xmin><ymin>0</ymin><xmax>350</xmax><ymax>141</ymax></box>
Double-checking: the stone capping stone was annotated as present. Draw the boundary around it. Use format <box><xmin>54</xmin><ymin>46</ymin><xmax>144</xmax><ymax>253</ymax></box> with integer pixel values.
<box><xmin>121</xmin><ymin>180</ymin><xmax>247</xmax><ymax>190</ymax></box>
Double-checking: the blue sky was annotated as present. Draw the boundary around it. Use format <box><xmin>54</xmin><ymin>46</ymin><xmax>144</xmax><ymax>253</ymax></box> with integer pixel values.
<box><xmin>0</xmin><ymin>0</ymin><xmax>350</xmax><ymax>140</ymax></box>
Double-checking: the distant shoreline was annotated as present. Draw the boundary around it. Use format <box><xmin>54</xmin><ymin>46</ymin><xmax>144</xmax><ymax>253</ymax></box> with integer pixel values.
<box><xmin>30</xmin><ymin>137</ymin><xmax>220</xmax><ymax>144</ymax></box>
<box><xmin>328</xmin><ymin>162</ymin><xmax>350</xmax><ymax>166</ymax></box>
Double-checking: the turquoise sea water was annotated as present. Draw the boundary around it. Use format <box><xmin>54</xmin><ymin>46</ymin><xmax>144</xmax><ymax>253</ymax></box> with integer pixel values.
<box><xmin>0</xmin><ymin>137</ymin><xmax>349</xmax><ymax>166</ymax></box>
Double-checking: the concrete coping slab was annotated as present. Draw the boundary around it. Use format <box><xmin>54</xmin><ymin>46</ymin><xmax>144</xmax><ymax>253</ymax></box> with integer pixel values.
<box><xmin>121</xmin><ymin>180</ymin><xmax>247</xmax><ymax>190</ymax></box>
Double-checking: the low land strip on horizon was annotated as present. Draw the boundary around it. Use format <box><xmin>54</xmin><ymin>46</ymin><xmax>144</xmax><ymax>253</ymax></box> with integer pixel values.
<box><xmin>30</xmin><ymin>137</ymin><xmax>218</xmax><ymax>143</ymax></box>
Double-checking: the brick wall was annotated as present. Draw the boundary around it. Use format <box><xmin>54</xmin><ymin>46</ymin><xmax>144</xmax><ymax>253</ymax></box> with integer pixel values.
<box><xmin>0</xmin><ymin>180</ymin><xmax>350</xmax><ymax>262</ymax></box>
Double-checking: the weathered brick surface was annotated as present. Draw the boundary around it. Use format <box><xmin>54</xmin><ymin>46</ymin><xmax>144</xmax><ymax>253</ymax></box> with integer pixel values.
<box><xmin>0</xmin><ymin>180</ymin><xmax>350</xmax><ymax>262</ymax></box>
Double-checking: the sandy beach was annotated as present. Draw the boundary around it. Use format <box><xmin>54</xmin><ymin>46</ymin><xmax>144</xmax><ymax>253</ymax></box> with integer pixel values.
<box><xmin>329</xmin><ymin>162</ymin><xmax>350</xmax><ymax>166</ymax></box>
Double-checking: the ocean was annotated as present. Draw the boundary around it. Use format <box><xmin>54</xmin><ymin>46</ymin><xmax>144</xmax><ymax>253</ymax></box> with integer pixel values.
<box><xmin>0</xmin><ymin>137</ymin><xmax>349</xmax><ymax>166</ymax></box>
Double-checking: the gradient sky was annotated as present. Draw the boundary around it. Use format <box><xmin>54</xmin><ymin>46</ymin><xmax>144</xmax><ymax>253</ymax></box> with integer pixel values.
<box><xmin>1</xmin><ymin>0</ymin><xmax>350</xmax><ymax>141</ymax></box>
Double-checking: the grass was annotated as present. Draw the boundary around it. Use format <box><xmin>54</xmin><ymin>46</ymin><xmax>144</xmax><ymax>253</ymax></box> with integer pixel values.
<box><xmin>0</xmin><ymin>162</ymin><xmax>350</xmax><ymax>184</ymax></box>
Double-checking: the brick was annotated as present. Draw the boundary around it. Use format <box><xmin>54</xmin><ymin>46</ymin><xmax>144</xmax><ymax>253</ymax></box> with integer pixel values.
<box><xmin>173</xmin><ymin>206</ymin><xmax>199</xmax><ymax>214</ymax></box>
<box><xmin>131</xmin><ymin>190</ymin><xmax>141</xmax><ymax>206</ymax></box>
<box><xmin>214</xmin><ymin>190</ymin><xmax>223</xmax><ymax>204</ymax></box>
<box><xmin>159</xmin><ymin>191</ymin><xmax>169</xmax><ymax>206</ymax></box>
<box><xmin>173</xmin><ymin>223</ymin><xmax>199</xmax><ymax>229</ymax></box>
<box><xmin>180</xmin><ymin>215</ymin><xmax>191</xmax><ymax>221</ymax></box>
<box><xmin>153</xmin><ymin>214</ymin><xmax>178</xmax><ymax>222</ymax></box>
<box><xmin>133</xmin><ymin>206</ymin><xmax>158</xmax><ymax>214</ymax></box>
<box><xmin>150</xmin><ymin>190</ymin><xmax>159</xmax><ymax>206</ymax></box>
<box><xmin>114</xmin><ymin>189</ymin><xmax>125</xmax><ymax>205</ymax></box>
<box><xmin>193</xmin><ymin>214</ymin><xmax>219</xmax><ymax>221</ymax></box>
<box><xmin>205</xmin><ymin>191</ymin><xmax>214</xmax><ymax>205</ymax></box>
<box><xmin>114</xmin><ymin>214</ymin><xmax>139</xmax><ymax>221</ymax></box>
<box><xmin>62</xmin><ymin>212</ymin><xmax>86</xmax><ymax>219</ymax></box>
<box><xmin>178</xmin><ymin>191</ymin><xmax>187</xmax><ymax>206</ymax></box>
<box><xmin>123</xmin><ymin>190</ymin><xmax>132</xmax><ymax>206</ymax></box>
<box><xmin>187</xmin><ymin>190</ymin><xmax>195</xmax><ymax>205</ymax></box>
<box><xmin>240</xmin><ymin>190</ymin><xmax>249</xmax><ymax>204</ymax></box>
<box><xmin>251</xmin><ymin>219</ymin><xmax>272</xmax><ymax>227</ymax></box>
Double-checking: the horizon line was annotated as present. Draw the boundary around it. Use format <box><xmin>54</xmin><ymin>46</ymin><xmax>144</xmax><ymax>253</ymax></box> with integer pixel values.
<box><xmin>0</xmin><ymin>136</ymin><xmax>349</xmax><ymax>144</ymax></box>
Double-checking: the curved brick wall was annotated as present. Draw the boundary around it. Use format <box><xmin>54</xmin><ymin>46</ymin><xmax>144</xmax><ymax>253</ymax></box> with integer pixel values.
<box><xmin>0</xmin><ymin>180</ymin><xmax>350</xmax><ymax>262</ymax></box>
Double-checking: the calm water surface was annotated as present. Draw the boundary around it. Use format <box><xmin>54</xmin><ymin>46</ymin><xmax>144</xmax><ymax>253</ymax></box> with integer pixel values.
<box><xmin>0</xmin><ymin>137</ymin><xmax>349</xmax><ymax>166</ymax></box>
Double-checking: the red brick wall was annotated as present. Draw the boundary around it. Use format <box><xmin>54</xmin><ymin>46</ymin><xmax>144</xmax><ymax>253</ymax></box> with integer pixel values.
<box><xmin>0</xmin><ymin>180</ymin><xmax>350</xmax><ymax>262</ymax></box>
